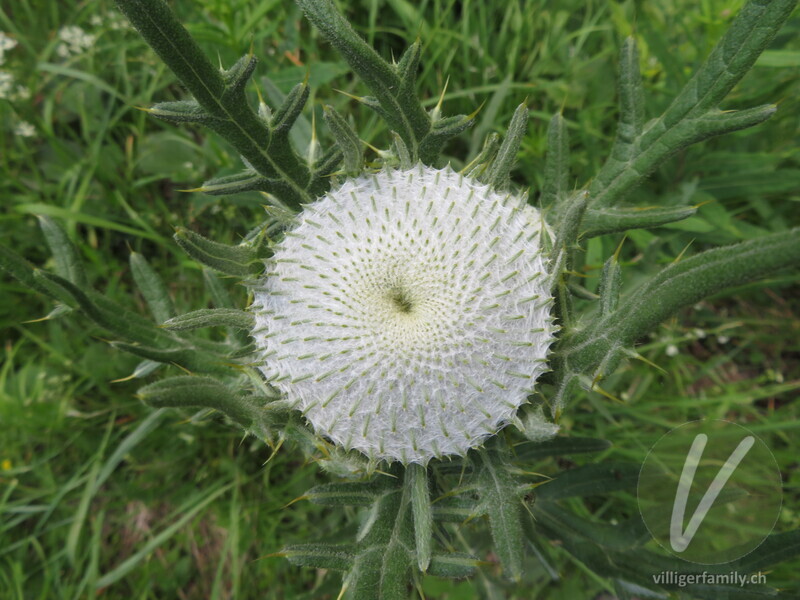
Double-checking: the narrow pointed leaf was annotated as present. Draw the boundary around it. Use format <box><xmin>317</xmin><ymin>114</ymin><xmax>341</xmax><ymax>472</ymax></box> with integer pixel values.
<box><xmin>513</xmin><ymin>436</ymin><xmax>611</xmax><ymax>463</ymax></box>
<box><xmin>536</xmin><ymin>462</ymin><xmax>640</xmax><ymax>499</ymax></box>
<box><xmin>111</xmin><ymin>341</ymin><xmax>224</xmax><ymax>374</ymax></box>
<box><xmin>561</xmin><ymin>228</ymin><xmax>800</xmax><ymax>381</ymax></box>
<box><xmin>532</xmin><ymin>501</ymin><xmax>649</xmax><ymax>550</ymax></box>
<box><xmin>582</xmin><ymin>204</ymin><xmax>697</xmax><ymax>237</ymax></box>
<box><xmin>345</xmin><ymin>486</ymin><xmax>413</xmax><ymax>600</ymax></box>
<box><xmin>610</xmin><ymin>38</ymin><xmax>644</xmax><ymax>162</ymax></box>
<box><xmin>147</xmin><ymin>99</ymin><xmax>216</xmax><ymax>124</ymax></box>
<box><xmin>417</xmin><ymin>113</ymin><xmax>475</xmax><ymax>162</ymax></box>
<box><xmin>34</xmin><ymin>271</ymin><xmax>169</xmax><ymax>345</ymax></box>
<box><xmin>117</xmin><ymin>0</ymin><xmax>314</xmax><ymax>208</ymax></box>
<box><xmin>0</xmin><ymin>245</ymin><xmax>68</xmax><ymax>301</ymax></box>
<box><xmin>395</xmin><ymin>39</ymin><xmax>422</xmax><ymax>100</ymax></box>
<box><xmin>296</xmin><ymin>0</ymin><xmax>430</xmax><ymax>158</ymax></box>
<box><xmin>37</xmin><ymin>216</ymin><xmax>88</xmax><ymax>288</ymax></box>
<box><xmin>408</xmin><ymin>463</ymin><xmax>432</xmax><ymax>571</ymax></box>
<box><xmin>464</xmin><ymin>132</ymin><xmax>500</xmax><ymax>178</ymax></box>
<box><xmin>282</xmin><ymin>543</ymin><xmax>356</xmax><ymax>571</ymax></box>
<box><xmin>427</xmin><ymin>553</ymin><xmax>479</xmax><ymax>578</ymax></box>
<box><xmin>272</xmin><ymin>81</ymin><xmax>309</xmax><ymax>136</ymax></box>
<box><xmin>323</xmin><ymin>105</ymin><xmax>362</xmax><ymax>175</ymax></box>
<box><xmin>221</xmin><ymin>54</ymin><xmax>257</xmax><ymax>100</ymax></box>
<box><xmin>130</xmin><ymin>251</ymin><xmax>175</xmax><ymax>323</ymax></box>
<box><xmin>304</xmin><ymin>481</ymin><xmax>387</xmax><ymax>507</ymax></box>
<box><xmin>486</xmin><ymin>103</ymin><xmax>528</xmax><ymax>190</ymax></box>
<box><xmin>199</xmin><ymin>171</ymin><xmax>271</xmax><ymax>196</ymax></box>
<box><xmin>541</xmin><ymin>113</ymin><xmax>570</xmax><ymax>209</ymax></box>
<box><xmin>115</xmin><ymin>0</ymin><xmax>224</xmax><ymax>108</ymax></box>
<box><xmin>390</xmin><ymin>131</ymin><xmax>413</xmax><ymax>169</ymax></box>
<box><xmin>138</xmin><ymin>376</ymin><xmax>274</xmax><ymax>431</ymax></box>
<box><xmin>174</xmin><ymin>228</ymin><xmax>262</xmax><ymax>277</ymax></box>
<box><xmin>162</xmin><ymin>308</ymin><xmax>253</xmax><ymax>331</ymax></box>
<box><xmin>598</xmin><ymin>255</ymin><xmax>622</xmax><ymax>317</ymax></box>
<box><xmin>476</xmin><ymin>448</ymin><xmax>524</xmax><ymax>581</ymax></box>
<box><xmin>590</xmin><ymin>0</ymin><xmax>796</xmax><ymax>207</ymax></box>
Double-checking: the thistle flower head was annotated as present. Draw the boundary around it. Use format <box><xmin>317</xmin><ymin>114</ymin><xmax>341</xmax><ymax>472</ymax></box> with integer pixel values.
<box><xmin>252</xmin><ymin>165</ymin><xmax>556</xmax><ymax>463</ymax></box>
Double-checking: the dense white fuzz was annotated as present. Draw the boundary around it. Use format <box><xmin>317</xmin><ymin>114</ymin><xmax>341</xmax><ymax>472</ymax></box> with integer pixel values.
<box><xmin>252</xmin><ymin>165</ymin><xmax>556</xmax><ymax>463</ymax></box>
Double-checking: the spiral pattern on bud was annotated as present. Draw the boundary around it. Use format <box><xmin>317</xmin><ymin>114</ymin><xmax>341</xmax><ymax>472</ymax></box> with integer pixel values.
<box><xmin>252</xmin><ymin>165</ymin><xmax>556</xmax><ymax>463</ymax></box>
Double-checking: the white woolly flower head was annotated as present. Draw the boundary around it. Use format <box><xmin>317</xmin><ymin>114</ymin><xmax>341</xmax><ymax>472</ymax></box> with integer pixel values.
<box><xmin>252</xmin><ymin>165</ymin><xmax>557</xmax><ymax>464</ymax></box>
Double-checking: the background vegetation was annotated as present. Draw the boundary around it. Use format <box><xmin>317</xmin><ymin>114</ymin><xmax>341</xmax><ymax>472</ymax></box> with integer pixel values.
<box><xmin>1</xmin><ymin>0</ymin><xmax>798</xmax><ymax>597</ymax></box>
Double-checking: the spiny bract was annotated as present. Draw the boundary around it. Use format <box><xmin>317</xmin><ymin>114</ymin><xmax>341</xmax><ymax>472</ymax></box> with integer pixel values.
<box><xmin>251</xmin><ymin>164</ymin><xmax>557</xmax><ymax>463</ymax></box>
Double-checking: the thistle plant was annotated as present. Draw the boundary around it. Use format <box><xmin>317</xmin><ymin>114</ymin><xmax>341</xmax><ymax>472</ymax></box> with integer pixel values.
<box><xmin>3</xmin><ymin>0</ymin><xmax>799</xmax><ymax>597</ymax></box>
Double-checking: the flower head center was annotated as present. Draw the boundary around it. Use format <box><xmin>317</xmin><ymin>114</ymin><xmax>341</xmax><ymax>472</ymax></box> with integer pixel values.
<box><xmin>387</xmin><ymin>285</ymin><xmax>415</xmax><ymax>314</ymax></box>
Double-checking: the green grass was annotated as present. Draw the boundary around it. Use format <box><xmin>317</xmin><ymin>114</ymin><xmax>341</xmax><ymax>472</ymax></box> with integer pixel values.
<box><xmin>1</xmin><ymin>0</ymin><xmax>799</xmax><ymax>597</ymax></box>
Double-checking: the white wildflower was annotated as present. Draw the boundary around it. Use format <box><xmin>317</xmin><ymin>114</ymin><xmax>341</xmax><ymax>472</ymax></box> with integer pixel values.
<box><xmin>0</xmin><ymin>71</ymin><xmax>13</xmax><ymax>98</ymax></box>
<box><xmin>90</xmin><ymin>15</ymin><xmax>104</xmax><ymax>27</ymax></box>
<box><xmin>0</xmin><ymin>32</ymin><xmax>17</xmax><ymax>65</ymax></box>
<box><xmin>13</xmin><ymin>85</ymin><xmax>30</xmax><ymax>100</ymax></box>
<box><xmin>56</xmin><ymin>25</ymin><xmax>95</xmax><ymax>58</ymax></box>
<box><xmin>14</xmin><ymin>120</ymin><xmax>36</xmax><ymax>137</ymax></box>
<box><xmin>665</xmin><ymin>344</ymin><xmax>679</xmax><ymax>357</ymax></box>
<box><xmin>717</xmin><ymin>335</ymin><xmax>730</xmax><ymax>344</ymax></box>
<box><xmin>251</xmin><ymin>165</ymin><xmax>556</xmax><ymax>463</ymax></box>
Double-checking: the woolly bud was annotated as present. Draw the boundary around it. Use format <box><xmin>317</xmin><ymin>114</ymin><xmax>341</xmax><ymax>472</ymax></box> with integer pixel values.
<box><xmin>251</xmin><ymin>165</ymin><xmax>556</xmax><ymax>463</ymax></box>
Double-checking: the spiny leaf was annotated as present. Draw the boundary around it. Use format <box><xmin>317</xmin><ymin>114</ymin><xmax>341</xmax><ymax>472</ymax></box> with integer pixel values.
<box><xmin>431</xmin><ymin>494</ymin><xmax>479</xmax><ymax>523</ymax></box>
<box><xmin>463</xmin><ymin>132</ymin><xmax>500</xmax><ymax>178</ymax></box>
<box><xmin>221</xmin><ymin>54</ymin><xmax>257</xmax><ymax>101</ymax></box>
<box><xmin>485</xmin><ymin>103</ymin><xmax>528</xmax><ymax>190</ymax></box>
<box><xmin>296</xmin><ymin>0</ymin><xmax>430</xmax><ymax>160</ymax></box>
<box><xmin>590</xmin><ymin>0</ymin><xmax>796</xmax><ymax>207</ymax></box>
<box><xmin>323</xmin><ymin>105</ymin><xmax>362</xmax><ymax>175</ymax></box>
<box><xmin>417</xmin><ymin>113</ymin><xmax>476</xmax><ymax>163</ymax></box>
<box><xmin>561</xmin><ymin>228</ymin><xmax>800</xmax><ymax>386</ymax></box>
<box><xmin>116</xmin><ymin>0</ymin><xmax>314</xmax><ymax>208</ymax></box>
<box><xmin>395</xmin><ymin>39</ymin><xmax>422</xmax><ymax>102</ymax></box>
<box><xmin>115</xmin><ymin>0</ymin><xmax>224</xmax><ymax>107</ymax></box>
<box><xmin>198</xmin><ymin>171</ymin><xmax>272</xmax><ymax>196</ymax></box>
<box><xmin>174</xmin><ymin>228</ymin><xmax>263</xmax><ymax>277</ymax></box>
<box><xmin>271</xmin><ymin>81</ymin><xmax>309</xmax><ymax>136</ymax></box>
<box><xmin>346</xmin><ymin>486</ymin><xmax>413</xmax><ymax>600</ymax></box>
